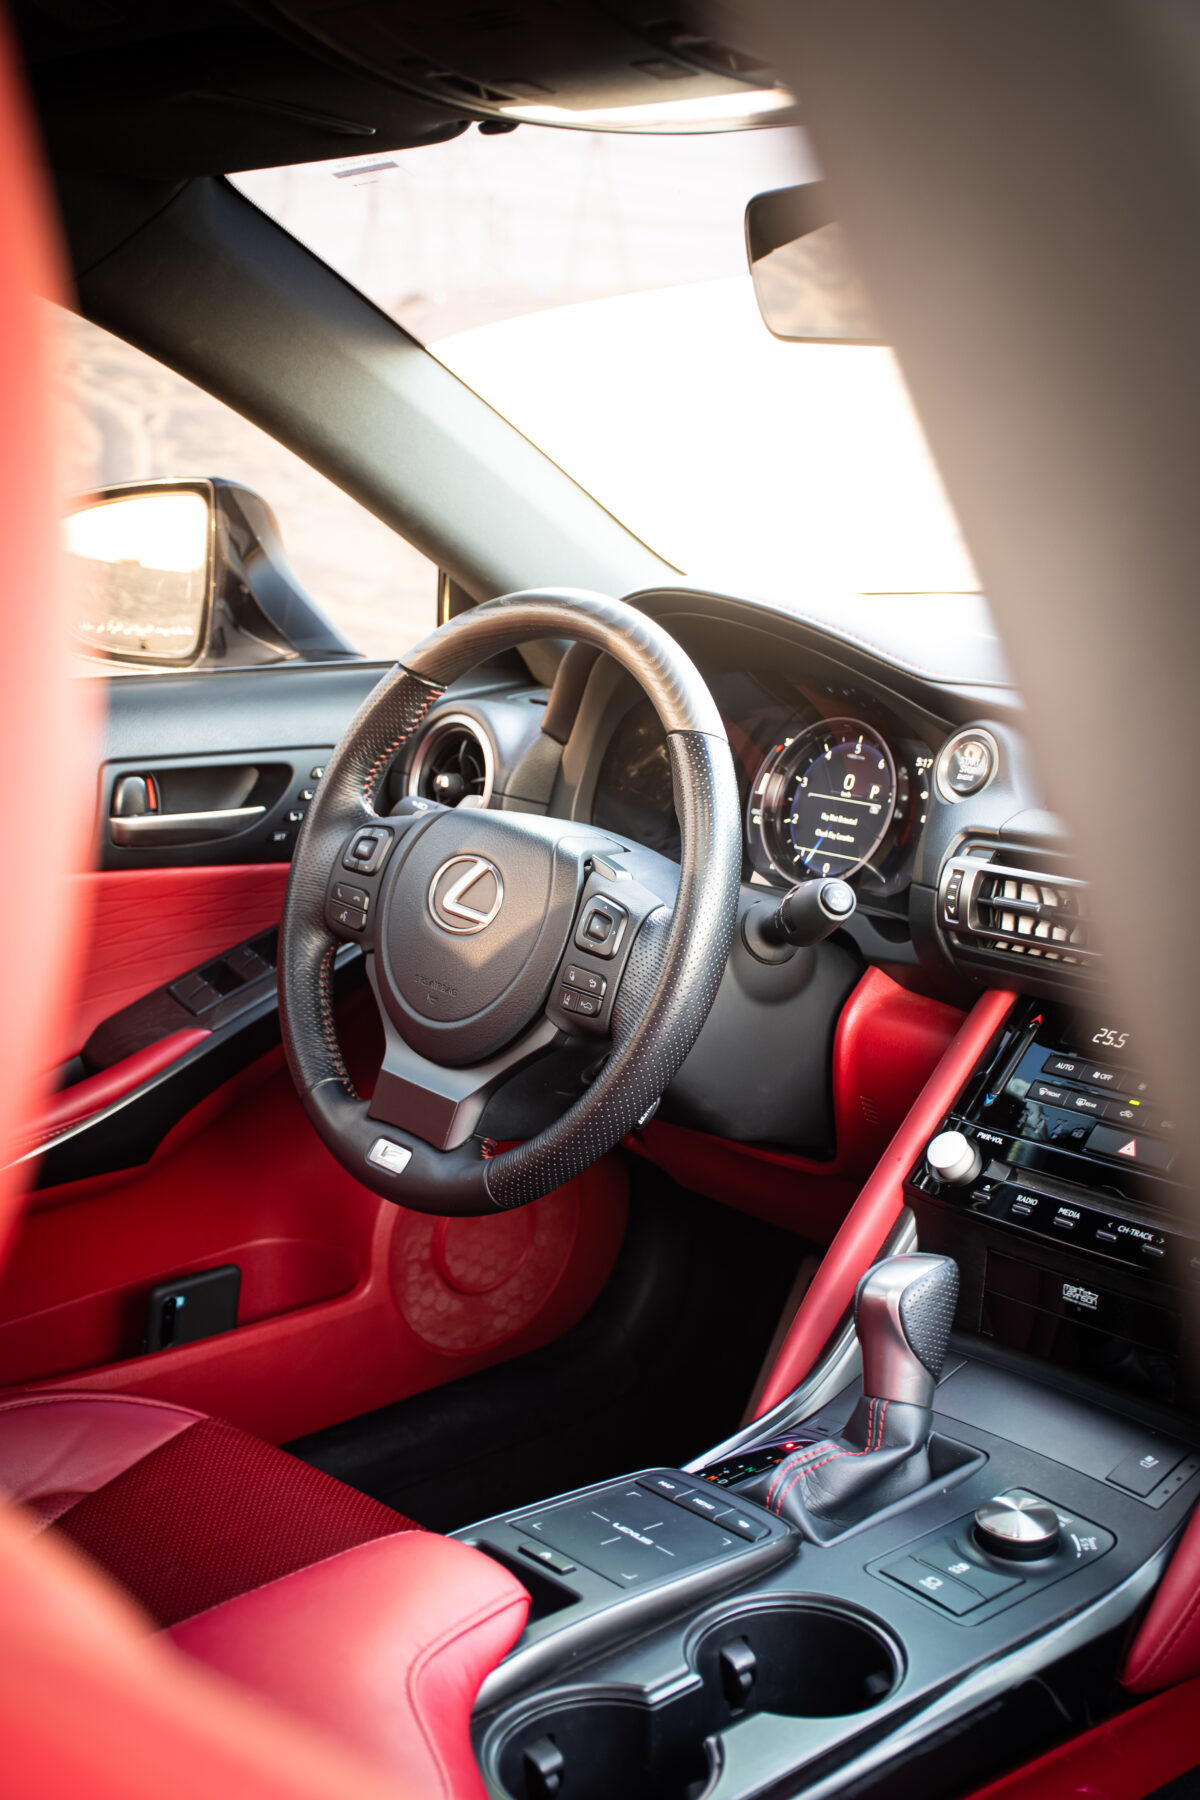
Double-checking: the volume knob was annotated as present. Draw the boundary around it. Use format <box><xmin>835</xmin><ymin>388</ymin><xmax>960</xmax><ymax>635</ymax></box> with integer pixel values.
<box><xmin>974</xmin><ymin>1494</ymin><xmax>1061</xmax><ymax>1560</ymax></box>
<box><xmin>926</xmin><ymin>1130</ymin><xmax>982</xmax><ymax>1187</ymax></box>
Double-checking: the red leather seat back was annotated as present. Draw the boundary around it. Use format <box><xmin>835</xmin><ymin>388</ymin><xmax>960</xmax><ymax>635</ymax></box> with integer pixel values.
<box><xmin>0</xmin><ymin>13</ymin><xmax>97</xmax><ymax>1261</ymax></box>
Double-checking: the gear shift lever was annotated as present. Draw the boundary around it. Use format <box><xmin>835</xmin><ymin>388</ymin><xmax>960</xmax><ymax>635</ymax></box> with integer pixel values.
<box><xmin>739</xmin><ymin>1254</ymin><xmax>959</xmax><ymax>1535</ymax></box>
<box><xmin>855</xmin><ymin>1253</ymin><xmax>959</xmax><ymax>1409</ymax></box>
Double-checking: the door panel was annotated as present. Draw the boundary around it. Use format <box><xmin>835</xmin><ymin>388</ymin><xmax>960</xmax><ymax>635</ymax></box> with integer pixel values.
<box><xmin>1</xmin><ymin>1034</ymin><xmax>628</xmax><ymax>1442</ymax></box>
<box><xmin>6</xmin><ymin>657</ymin><xmax>630</xmax><ymax>1439</ymax></box>
<box><xmin>60</xmin><ymin>863</ymin><xmax>290</xmax><ymax>1064</ymax></box>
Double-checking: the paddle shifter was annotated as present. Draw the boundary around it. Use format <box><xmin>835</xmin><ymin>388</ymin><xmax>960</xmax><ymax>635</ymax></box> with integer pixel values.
<box><xmin>740</xmin><ymin>1254</ymin><xmax>959</xmax><ymax>1534</ymax></box>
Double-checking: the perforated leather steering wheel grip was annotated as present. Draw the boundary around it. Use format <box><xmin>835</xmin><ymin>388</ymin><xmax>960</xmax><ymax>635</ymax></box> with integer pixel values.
<box><xmin>278</xmin><ymin>590</ymin><xmax>742</xmax><ymax>1214</ymax></box>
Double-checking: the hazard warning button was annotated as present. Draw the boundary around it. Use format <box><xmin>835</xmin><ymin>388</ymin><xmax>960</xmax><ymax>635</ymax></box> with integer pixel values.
<box><xmin>1087</xmin><ymin>1125</ymin><xmax>1175</xmax><ymax>1173</ymax></box>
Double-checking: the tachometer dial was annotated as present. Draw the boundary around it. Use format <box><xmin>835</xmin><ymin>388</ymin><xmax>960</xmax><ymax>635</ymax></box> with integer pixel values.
<box><xmin>748</xmin><ymin>718</ymin><xmax>898</xmax><ymax>882</ymax></box>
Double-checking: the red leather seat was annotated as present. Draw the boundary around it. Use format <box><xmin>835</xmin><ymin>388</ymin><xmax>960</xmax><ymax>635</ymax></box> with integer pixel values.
<box><xmin>0</xmin><ymin>1389</ymin><xmax>422</xmax><ymax>1626</ymax></box>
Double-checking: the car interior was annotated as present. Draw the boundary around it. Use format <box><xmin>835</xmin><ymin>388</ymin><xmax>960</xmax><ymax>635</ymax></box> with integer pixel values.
<box><xmin>2</xmin><ymin>3</ymin><xmax>1199</xmax><ymax>1797</ymax></box>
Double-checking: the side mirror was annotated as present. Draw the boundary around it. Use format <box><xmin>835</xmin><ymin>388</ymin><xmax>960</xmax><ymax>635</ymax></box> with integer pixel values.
<box><xmin>66</xmin><ymin>477</ymin><xmax>355</xmax><ymax>671</ymax></box>
<box><xmin>745</xmin><ymin>182</ymin><xmax>885</xmax><ymax>344</ymax></box>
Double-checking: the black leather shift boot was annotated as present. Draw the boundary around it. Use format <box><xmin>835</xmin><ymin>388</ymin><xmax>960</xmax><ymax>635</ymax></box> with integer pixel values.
<box><xmin>739</xmin><ymin>1396</ymin><xmax>934</xmax><ymax>1535</ymax></box>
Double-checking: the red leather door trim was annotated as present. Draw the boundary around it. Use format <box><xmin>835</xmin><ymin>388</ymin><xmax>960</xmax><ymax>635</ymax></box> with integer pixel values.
<box><xmin>59</xmin><ymin>865</ymin><xmax>290</xmax><ymax>1063</ymax></box>
<box><xmin>753</xmin><ymin>986</ymin><xmax>1016</xmax><ymax>1417</ymax></box>
<box><xmin>169</xmin><ymin>1532</ymin><xmax>530</xmax><ymax>1799</ymax></box>
<box><xmin>964</xmin><ymin>1675</ymin><xmax>1200</xmax><ymax>1800</ymax></box>
<box><xmin>20</xmin><ymin>1030</ymin><xmax>211</xmax><ymax>1153</ymax></box>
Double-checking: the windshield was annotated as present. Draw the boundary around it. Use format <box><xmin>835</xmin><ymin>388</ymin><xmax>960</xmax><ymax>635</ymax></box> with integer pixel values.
<box><xmin>235</xmin><ymin>128</ymin><xmax>978</xmax><ymax>606</ymax></box>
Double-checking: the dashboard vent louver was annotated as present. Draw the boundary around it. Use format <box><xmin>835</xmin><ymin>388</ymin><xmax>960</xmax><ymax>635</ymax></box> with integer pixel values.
<box><xmin>409</xmin><ymin>713</ymin><xmax>494</xmax><ymax>809</ymax></box>
<box><xmin>939</xmin><ymin>843</ymin><xmax>1096</xmax><ymax>968</ymax></box>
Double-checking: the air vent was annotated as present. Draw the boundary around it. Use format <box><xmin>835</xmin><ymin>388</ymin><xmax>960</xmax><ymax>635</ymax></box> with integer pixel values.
<box><xmin>408</xmin><ymin>713</ymin><xmax>494</xmax><ymax>809</ymax></box>
<box><xmin>938</xmin><ymin>843</ymin><xmax>1095</xmax><ymax>967</ymax></box>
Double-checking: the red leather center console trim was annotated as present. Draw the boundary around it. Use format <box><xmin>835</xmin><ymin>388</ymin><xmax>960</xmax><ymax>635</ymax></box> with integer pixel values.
<box><xmin>59</xmin><ymin>865</ymin><xmax>290</xmax><ymax>1064</ymax></box>
<box><xmin>629</xmin><ymin>969</ymin><xmax>963</xmax><ymax>1241</ymax></box>
<box><xmin>753</xmin><ymin>986</ymin><xmax>1016</xmax><ymax>1417</ymax></box>
<box><xmin>1121</xmin><ymin>1503</ymin><xmax>1200</xmax><ymax>1693</ymax></box>
<box><xmin>168</xmin><ymin>1531</ymin><xmax>530</xmax><ymax>1800</ymax></box>
<box><xmin>964</xmin><ymin>1674</ymin><xmax>1200</xmax><ymax>1800</ymax></box>
<box><xmin>19</xmin><ymin>1030</ymin><xmax>211</xmax><ymax>1153</ymax></box>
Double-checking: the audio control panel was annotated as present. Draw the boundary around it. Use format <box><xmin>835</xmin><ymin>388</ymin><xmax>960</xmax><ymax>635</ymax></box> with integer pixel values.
<box><xmin>906</xmin><ymin>1001</ymin><xmax>1199</xmax><ymax>1413</ymax></box>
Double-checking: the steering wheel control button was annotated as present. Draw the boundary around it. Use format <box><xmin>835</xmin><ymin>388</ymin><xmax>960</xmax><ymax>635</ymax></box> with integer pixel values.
<box><xmin>564</xmin><ymin>965</ymin><xmax>606</xmax><ymax>996</ymax></box>
<box><xmin>974</xmin><ymin>1493</ymin><xmax>1061</xmax><ymax>1560</ymax></box>
<box><xmin>575</xmin><ymin>898</ymin><xmax>627</xmax><ymax>959</ymax></box>
<box><xmin>559</xmin><ymin>989</ymin><xmax>578</xmax><ymax>1014</ymax></box>
<box><xmin>343</xmin><ymin>827</ymin><xmax>393</xmax><ymax>875</ymax></box>
<box><xmin>366</xmin><ymin>1138</ymin><xmax>412</xmax><ymax>1177</ymax></box>
<box><xmin>1108</xmin><ymin>1443</ymin><xmax>1186</xmax><ymax>1497</ymax></box>
<box><xmin>331</xmin><ymin>903</ymin><xmax>366</xmax><ymax>933</ymax></box>
<box><xmin>333</xmin><ymin>883</ymin><xmax>368</xmax><ymax>910</ymax></box>
<box><xmin>882</xmin><ymin>1556</ymin><xmax>985</xmax><ymax>1614</ymax></box>
<box><xmin>926</xmin><ymin>1130</ymin><xmax>983</xmax><ymax>1187</ymax></box>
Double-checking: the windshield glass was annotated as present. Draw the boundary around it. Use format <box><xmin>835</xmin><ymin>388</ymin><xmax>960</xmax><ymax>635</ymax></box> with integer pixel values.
<box><xmin>235</xmin><ymin>128</ymin><xmax>978</xmax><ymax>606</ymax></box>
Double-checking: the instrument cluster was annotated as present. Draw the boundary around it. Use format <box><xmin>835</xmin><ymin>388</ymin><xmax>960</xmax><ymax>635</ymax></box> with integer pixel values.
<box><xmin>745</xmin><ymin>712</ymin><xmax>934</xmax><ymax>895</ymax></box>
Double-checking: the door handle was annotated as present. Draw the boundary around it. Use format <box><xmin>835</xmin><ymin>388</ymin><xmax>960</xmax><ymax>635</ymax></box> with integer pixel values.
<box><xmin>109</xmin><ymin>805</ymin><xmax>266</xmax><ymax>846</ymax></box>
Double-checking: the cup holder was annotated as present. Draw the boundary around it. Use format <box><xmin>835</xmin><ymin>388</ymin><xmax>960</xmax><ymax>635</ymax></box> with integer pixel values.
<box><xmin>692</xmin><ymin>1599</ymin><xmax>898</xmax><ymax>1720</ymax></box>
<box><xmin>494</xmin><ymin>1691</ymin><xmax>718</xmax><ymax>1800</ymax></box>
<box><xmin>490</xmin><ymin>1603</ymin><xmax>898</xmax><ymax>1800</ymax></box>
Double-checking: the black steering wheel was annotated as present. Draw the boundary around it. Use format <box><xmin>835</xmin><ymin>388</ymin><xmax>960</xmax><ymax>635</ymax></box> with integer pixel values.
<box><xmin>279</xmin><ymin>590</ymin><xmax>741</xmax><ymax>1215</ymax></box>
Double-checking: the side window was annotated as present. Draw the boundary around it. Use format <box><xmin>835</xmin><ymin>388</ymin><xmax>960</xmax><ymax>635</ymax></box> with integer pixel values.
<box><xmin>55</xmin><ymin>308</ymin><xmax>437</xmax><ymax>666</ymax></box>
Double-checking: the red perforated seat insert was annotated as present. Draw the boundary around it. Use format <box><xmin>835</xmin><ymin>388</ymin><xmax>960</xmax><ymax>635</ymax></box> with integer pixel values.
<box><xmin>0</xmin><ymin>1393</ymin><xmax>421</xmax><ymax>1627</ymax></box>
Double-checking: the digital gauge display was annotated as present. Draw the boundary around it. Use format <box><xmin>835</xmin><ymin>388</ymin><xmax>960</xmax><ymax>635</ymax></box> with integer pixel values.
<box><xmin>748</xmin><ymin>718</ymin><xmax>898</xmax><ymax>881</ymax></box>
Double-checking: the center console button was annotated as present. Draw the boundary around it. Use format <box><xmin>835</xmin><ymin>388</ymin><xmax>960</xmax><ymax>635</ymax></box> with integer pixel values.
<box><xmin>882</xmin><ymin>1556</ymin><xmax>984</xmax><ymax>1614</ymax></box>
<box><xmin>1087</xmin><ymin>1125</ymin><xmax>1175</xmax><ymax>1172</ymax></box>
<box><xmin>720</xmin><ymin>1510</ymin><xmax>771</xmax><ymax>1542</ymax></box>
<box><xmin>1030</xmin><ymin>1082</ymin><xmax>1071</xmax><ymax>1107</ymax></box>
<box><xmin>916</xmin><ymin>1540</ymin><xmax>1021</xmax><ymax>1598</ymax></box>
<box><xmin>672</xmin><ymin>1488</ymin><xmax>733</xmax><ymax>1522</ymax></box>
<box><xmin>639</xmin><ymin>1474</ymin><xmax>690</xmax><ymax>1499</ymax></box>
<box><xmin>1084</xmin><ymin>1065</ymin><xmax>1126</xmax><ymax>1089</ymax></box>
<box><xmin>1108</xmin><ymin>1443</ymin><xmax>1185</xmax><ymax>1497</ymax></box>
<box><xmin>1068</xmin><ymin>1091</ymin><xmax>1105</xmax><ymax>1117</ymax></box>
<box><xmin>517</xmin><ymin>1542</ymin><xmax>577</xmax><ymax>1576</ymax></box>
<box><xmin>1042</xmin><ymin>1055</ymin><xmax>1082</xmax><ymax>1080</ymax></box>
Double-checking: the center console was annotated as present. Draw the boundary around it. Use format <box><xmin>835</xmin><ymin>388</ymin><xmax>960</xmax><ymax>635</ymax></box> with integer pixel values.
<box><xmin>906</xmin><ymin>999</ymin><xmax>1199</xmax><ymax>1420</ymax></box>
<box><xmin>456</xmin><ymin>999</ymin><xmax>1200</xmax><ymax>1800</ymax></box>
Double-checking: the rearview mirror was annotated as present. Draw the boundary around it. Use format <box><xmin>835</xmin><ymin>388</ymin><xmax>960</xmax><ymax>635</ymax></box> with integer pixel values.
<box><xmin>745</xmin><ymin>182</ymin><xmax>885</xmax><ymax>343</ymax></box>
<box><xmin>65</xmin><ymin>478</ymin><xmax>355</xmax><ymax>671</ymax></box>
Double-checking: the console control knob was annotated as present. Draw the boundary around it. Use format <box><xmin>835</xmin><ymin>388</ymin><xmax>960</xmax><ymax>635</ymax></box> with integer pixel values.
<box><xmin>926</xmin><ymin>1130</ymin><xmax>982</xmax><ymax>1187</ymax></box>
<box><xmin>974</xmin><ymin>1494</ymin><xmax>1061</xmax><ymax>1560</ymax></box>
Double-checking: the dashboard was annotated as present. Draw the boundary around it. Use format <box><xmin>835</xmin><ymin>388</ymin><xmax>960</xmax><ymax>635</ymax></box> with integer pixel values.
<box><xmin>591</xmin><ymin>669</ymin><xmax>938</xmax><ymax>901</ymax></box>
<box><xmin>391</xmin><ymin>584</ymin><xmax>1088</xmax><ymax>1013</ymax></box>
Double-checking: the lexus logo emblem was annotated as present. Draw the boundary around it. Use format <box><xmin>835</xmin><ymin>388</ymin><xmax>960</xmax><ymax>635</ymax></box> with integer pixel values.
<box><xmin>428</xmin><ymin>855</ymin><xmax>504</xmax><ymax>935</ymax></box>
